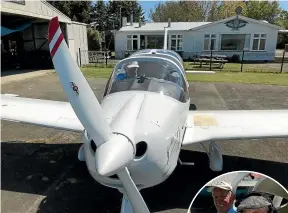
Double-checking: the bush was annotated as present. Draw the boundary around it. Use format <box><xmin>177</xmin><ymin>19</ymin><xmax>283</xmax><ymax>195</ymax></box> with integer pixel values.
<box><xmin>87</xmin><ymin>27</ymin><xmax>101</xmax><ymax>50</ymax></box>
<box><xmin>125</xmin><ymin>52</ymin><xmax>130</xmax><ymax>58</ymax></box>
<box><xmin>230</xmin><ymin>54</ymin><xmax>240</xmax><ymax>63</ymax></box>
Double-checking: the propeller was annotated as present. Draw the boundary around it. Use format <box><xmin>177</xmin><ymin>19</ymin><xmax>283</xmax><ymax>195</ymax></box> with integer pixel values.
<box><xmin>48</xmin><ymin>17</ymin><xmax>150</xmax><ymax>213</ymax></box>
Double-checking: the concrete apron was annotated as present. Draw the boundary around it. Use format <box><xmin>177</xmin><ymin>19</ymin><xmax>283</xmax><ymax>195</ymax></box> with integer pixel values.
<box><xmin>1</xmin><ymin>70</ymin><xmax>55</xmax><ymax>85</ymax></box>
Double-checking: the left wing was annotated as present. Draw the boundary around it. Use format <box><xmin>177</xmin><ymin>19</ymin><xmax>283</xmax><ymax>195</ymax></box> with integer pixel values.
<box><xmin>183</xmin><ymin>110</ymin><xmax>288</xmax><ymax>145</ymax></box>
<box><xmin>1</xmin><ymin>95</ymin><xmax>84</xmax><ymax>132</ymax></box>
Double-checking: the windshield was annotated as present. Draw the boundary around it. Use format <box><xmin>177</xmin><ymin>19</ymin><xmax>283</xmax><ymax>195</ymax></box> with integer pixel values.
<box><xmin>105</xmin><ymin>57</ymin><xmax>188</xmax><ymax>102</ymax></box>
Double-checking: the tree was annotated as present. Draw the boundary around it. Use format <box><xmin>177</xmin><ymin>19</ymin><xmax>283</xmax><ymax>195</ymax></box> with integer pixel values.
<box><xmin>149</xmin><ymin>1</ymin><xmax>208</xmax><ymax>22</ymax></box>
<box><xmin>207</xmin><ymin>0</ymin><xmax>219</xmax><ymax>22</ymax></box>
<box><xmin>48</xmin><ymin>1</ymin><xmax>92</xmax><ymax>23</ymax></box>
<box><xmin>149</xmin><ymin>0</ymin><xmax>283</xmax><ymax>23</ymax></box>
<box><xmin>276</xmin><ymin>9</ymin><xmax>288</xmax><ymax>49</ymax></box>
<box><xmin>89</xmin><ymin>0</ymin><xmax>145</xmax><ymax>50</ymax></box>
<box><xmin>245</xmin><ymin>0</ymin><xmax>281</xmax><ymax>24</ymax></box>
<box><xmin>89</xmin><ymin>0</ymin><xmax>108</xmax><ymax>32</ymax></box>
<box><xmin>207</xmin><ymin>1</ymin><xmax>247</xmax><ymax>21</ymax></box>
<box><xmin>276</xmin><ymin>9</ymin><xmax>288</xmax><ymax>29</ymax></box>
<box><xmin>105</xmin><ymin>0</ymin><xmax>145</xmax><ymax>29</ymax></box>
<box><xmin>87</xmin><ymin>27</ymin><xmax>102</xmax><ymax>50</ymax></box>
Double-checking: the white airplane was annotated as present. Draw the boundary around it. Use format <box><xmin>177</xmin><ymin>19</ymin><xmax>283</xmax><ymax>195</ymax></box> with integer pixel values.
<box><xmin>1</xmin><ymin>16</ymin><xmax>288</xmax><ymax>213</ymax></box>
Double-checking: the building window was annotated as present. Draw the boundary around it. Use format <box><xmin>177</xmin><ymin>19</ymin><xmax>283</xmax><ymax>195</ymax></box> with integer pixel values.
<box><xmin>221</xmin><ymin>34</ymin><xmax>245</xmax><ymax>51</ymax></box>
<box><xmin>170</xmin><ymin>35</ymin><xmax>183</xmax><ymax>51</ymax></box>
<box><xmin>252</xmin><ymin>34</ymin><xmax>266</xmax><ymax>51</ymax></box>
<box><xmin>127</xmin><ymin>35</ymin><xmax>138</xmax><ymax>51</ymax></box>
<box><xmin>204</xmin><ymin>34</ymin><xmax>216</xmax><ymax>50</ymax></box>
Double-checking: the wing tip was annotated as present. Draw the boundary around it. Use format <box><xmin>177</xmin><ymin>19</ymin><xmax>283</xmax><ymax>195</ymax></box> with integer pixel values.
<box><xmin>48</xmin><ymin>16</ymin><xmax>59</xmax><ymax>43</ymax></box>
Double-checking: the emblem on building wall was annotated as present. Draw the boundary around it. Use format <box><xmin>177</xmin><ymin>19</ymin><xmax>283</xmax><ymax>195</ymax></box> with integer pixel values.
<box><xmin>224</xmin><ymin>6</ymin><xmax>248</xmax><ymax>30</ymax></box>
<box><xmin>225</xmin><ymin>17</ymin><xmax>248</xmax><ymax>30</ymax></box>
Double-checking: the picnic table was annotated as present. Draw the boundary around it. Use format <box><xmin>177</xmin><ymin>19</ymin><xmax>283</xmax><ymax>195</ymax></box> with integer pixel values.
<box><xmin>191</xmin><ymin>53</ymin><xmax>228</xmax><ymax>69</ymax></box>
<box><xmin>199</xmin><ymin>54</ymin><xmax>227</xmax><ymax>60</ymax></box>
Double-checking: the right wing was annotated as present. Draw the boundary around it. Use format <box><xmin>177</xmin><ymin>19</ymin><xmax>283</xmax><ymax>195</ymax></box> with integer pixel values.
<box><xmin>182</xmin><ymin>109</ymin><xmax>288</xmax><ymax>145</ymax></box>
<box><xmin>1</xmin><ymin>94</ymin><xmax>84</xmax><ymax>133</ymax></box>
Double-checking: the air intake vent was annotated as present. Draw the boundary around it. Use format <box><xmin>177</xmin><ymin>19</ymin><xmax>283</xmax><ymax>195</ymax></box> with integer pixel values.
<box><xmin>90</xmin><ymin>140</ymin><xmax>97</xmax><ymax>153</ymax></box>
<box><xmin>135</xmin><ymin>141</ymin><xmax>147</xmax><ymax>158</ymax></box>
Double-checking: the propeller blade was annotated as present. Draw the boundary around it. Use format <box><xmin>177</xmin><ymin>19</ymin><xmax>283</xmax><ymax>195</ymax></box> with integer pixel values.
<box><xmin>118</xmin><ymin>168</ymin><xmax>150</xmax><ymax>213</ymax></box>
<box><xmin>48</xmin><ymin>16</ymin><xmax>111</xmax><ymax>146</ymax></box>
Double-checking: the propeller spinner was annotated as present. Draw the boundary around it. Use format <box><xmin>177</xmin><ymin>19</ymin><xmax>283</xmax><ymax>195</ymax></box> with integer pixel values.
<box><xmin>48</xmin><ymin>16</ymin><xmax>150</xmax><ymax>213</ymax></box>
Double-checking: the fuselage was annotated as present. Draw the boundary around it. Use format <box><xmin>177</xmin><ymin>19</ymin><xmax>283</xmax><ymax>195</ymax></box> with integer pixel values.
<box><xmin>83</xmin><ymin>90</ymin><xmax>190</xmax><ymax>190</ymax></box>
<box><xmin>82</xmin><ymin>49</ymin><xmax>191</xmax><ymax>190</ymax></box>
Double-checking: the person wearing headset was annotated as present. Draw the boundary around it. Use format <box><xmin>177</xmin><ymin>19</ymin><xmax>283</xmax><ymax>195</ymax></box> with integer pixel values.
<box><xmin>235</xmin><ymin>192</ymin><xmax>278</xmax><ymax>213</ymax></box>
<box><xmin>116</xmin><ymin>61</ymin><xmax>139</xmax><ymax>80</ymax></box>
<box><xmin>168</xmin><ymin>70</ymin><xmax>180</xmax><ymax>85</ymax></box>
<box><xmin>207</xmin><ymin>181</ymin><xmax>237</xmax><ymax>213</ymax></box>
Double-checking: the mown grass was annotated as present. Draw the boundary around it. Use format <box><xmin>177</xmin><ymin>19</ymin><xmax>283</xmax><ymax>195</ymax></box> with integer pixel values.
<box><xmin>84</xmin><ymin>62</ymin><xmax>285</xmax><ymax>73</ymax></box>
<box><xmin>183</xmin><ymin>62</ymin><xmax>282</xmax><ymax>73</ymax></box>
<box><xmin>80</xmin><ymin>67</ymin><xmax>288</xmax><ymax>86</ymax></box>
<box><xmin>186</xmin><ymin>72</ymin><xmax>288</xmax><ymax>86</ymax></box>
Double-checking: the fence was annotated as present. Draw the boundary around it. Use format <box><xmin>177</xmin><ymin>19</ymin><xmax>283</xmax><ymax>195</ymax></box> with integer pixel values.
<box><xmin>183</xmin><ymin>49</ymin><xmax>287</xmax><ymax>73</ymax></box>
<box><xmin>81</xmin><ymin>49</ymin><xmax>288</xmax><ymax>73</ymax></box>
<box><xmin>87</xmin><ymin>50</ymin><xmax>119</xmax><ymax>66</ymax></box>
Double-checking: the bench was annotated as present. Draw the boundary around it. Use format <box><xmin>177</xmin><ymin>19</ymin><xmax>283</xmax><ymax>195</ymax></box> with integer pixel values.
<box><xmin>193</xmin><ymin>58</ymin><xmax>228</xmax><ymax>69</ymax></box>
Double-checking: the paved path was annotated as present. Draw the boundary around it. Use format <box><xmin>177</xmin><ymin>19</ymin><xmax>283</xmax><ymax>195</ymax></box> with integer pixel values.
<box><xmin>1</xmin><ymin>69</ymin><xmax>55</xmax><ymax>85</ymax></box>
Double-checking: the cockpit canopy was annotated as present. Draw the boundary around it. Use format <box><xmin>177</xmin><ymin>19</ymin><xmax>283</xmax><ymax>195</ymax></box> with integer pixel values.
<box><xmin>104</xmin><ymin>56</ymin><xmax>189</xmax><ymax>103</ymax></box>
<box><xmin>130</xmin><ymin>49</ymin><xmax>184</xmax><ymax>71</ymax></box>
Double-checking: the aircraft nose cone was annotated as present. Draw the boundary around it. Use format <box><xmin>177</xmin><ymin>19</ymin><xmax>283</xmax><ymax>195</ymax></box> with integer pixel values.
<box><xmin>95</xmin><ymin>134</ymin><xmax>134</xmax><ymax>176</ymax></box>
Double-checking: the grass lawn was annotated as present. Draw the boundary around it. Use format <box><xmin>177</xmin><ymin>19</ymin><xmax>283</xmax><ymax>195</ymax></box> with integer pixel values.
<box><xmin>85</xmin><ymin>62</ymin><xmax>285</xmax><ymax>73</ymax></box>
<box><xmin>80</xmin><ymin>67</ymin><xmax>288</xmax><ymax>86</ymax></box>
<box><xmin>183</xmin><ymin>62</ymin><xmax>282</xmax><ymax>73</ymax></box>
<box><xmin>186</xmin><ymin>72</ymin><xmax>288</xmax><ymax>86</ymax></box>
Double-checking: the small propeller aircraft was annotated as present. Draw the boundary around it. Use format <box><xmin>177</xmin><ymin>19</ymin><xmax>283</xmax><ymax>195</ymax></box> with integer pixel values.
<box><xmin>1</xmin><ymin>16</ymin><xmax>288</xmax><ymax>213</ymax></box>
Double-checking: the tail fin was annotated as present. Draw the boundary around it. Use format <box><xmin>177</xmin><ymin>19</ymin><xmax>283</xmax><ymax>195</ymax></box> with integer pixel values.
<box><xmin>163</xmin><ymin>27</ymin><xmax>168</xmax><ymax>49</ymax></box>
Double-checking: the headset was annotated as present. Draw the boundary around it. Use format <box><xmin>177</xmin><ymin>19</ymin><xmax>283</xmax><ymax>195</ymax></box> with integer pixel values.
<box><xmin>235</xmin><ymin>192</ymin><xmax>278</xmax><ymax>213</ymax></box>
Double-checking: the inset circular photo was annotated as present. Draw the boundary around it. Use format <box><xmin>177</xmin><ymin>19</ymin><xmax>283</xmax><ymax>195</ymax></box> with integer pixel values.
<box><xmin>188</xmin><ymin>171</ymin><xmax>288</xmax><ymax>213</ymax></box>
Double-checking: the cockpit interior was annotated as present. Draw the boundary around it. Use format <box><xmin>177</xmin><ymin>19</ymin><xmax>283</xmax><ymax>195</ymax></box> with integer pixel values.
<box><xmin>104</xmin><ymin>57</ymin><xmax>188</xmax><ymax>103</ymax></box>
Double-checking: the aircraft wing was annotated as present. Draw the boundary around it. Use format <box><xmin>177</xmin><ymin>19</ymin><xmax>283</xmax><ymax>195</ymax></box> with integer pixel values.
<box><xmin>1</xmin><ymin>95</ymin><xmax>84</xmax><ymax>133</ymax></box>
<box><xmin>182</xmin><ymin>110</ymin><xmax>288</xmax><ymax>145</ymax></box>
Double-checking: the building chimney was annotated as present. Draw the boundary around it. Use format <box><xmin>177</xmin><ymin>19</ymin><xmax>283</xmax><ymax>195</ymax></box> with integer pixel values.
<box><xmin>168</xmin><ymin>18</ymin><xmax>171</xmax><ymax>27</ymax></box>
<box><xmin>122</xmin><ymin>17</ymin><xmax>127</xmax><ymax>27</ymax></box>
<box><xmin>139</xmin><ymin>20</ymin><xmax>142</xmax><ymax>27</ymax></box>
<box><xmin>130</xmin><ymin>13</ymin><xmax>133</xmax><ymax>25</ymax></box>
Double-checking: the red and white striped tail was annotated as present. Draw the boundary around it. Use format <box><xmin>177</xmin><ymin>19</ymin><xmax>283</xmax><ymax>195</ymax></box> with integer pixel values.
<box><xmin>48</xmin><ymin>16</ymin><xmax>64</xmax><ymax>58</ymax></box>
